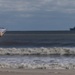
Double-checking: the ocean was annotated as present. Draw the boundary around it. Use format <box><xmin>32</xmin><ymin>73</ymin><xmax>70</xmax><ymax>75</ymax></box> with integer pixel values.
<box><xmin>1</xmin><ymin>31</ymin><xmax>75</xmax><ymax>47</ymax></box>
<box><xmin>0</xmin><ymin>31</ymin><xmax>75</xmax><ymax>69</ymax></box>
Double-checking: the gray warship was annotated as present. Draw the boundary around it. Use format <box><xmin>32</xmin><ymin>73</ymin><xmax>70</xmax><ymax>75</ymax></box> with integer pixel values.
<box><xmin>70</xmin><ymin>27</ymin><xmax>75</xmax><ymax>31</ymax></box>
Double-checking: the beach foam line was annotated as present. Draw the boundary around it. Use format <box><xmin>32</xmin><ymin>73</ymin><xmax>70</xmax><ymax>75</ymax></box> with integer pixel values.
<box><xmin>0</xmin><ymin>47</ymin><xmax>75</xmax><ymax>55</ymax></box>
<box><xmin>0</xmin><ymin>62</ymin><xmax>75</xmax><ymax>69</ymax></box>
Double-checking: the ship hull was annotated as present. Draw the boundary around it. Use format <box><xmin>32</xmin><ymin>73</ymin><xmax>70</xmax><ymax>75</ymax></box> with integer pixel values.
<box><xmin>0</xmin><ymin>32</ymin><xmax>4</xmax><ymax>37</ymax></box>
<box><xmin>0</xmin><ymin>28</ymin><xmax>6</xmax><ymax>37</ymax></box>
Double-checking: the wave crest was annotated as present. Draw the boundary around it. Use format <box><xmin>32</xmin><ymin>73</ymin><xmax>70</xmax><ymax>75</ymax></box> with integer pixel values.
<box><xmin>0</xmin><ymin>47</ymin><xmax>75</xmax><ymax>55</ymax></box>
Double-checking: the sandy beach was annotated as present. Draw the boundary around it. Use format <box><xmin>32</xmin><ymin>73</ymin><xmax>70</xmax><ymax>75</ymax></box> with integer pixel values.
<box><xmin>0</xmin><ymin>69</ymin><xmax>75</xmax><ymax>75</ymax></box>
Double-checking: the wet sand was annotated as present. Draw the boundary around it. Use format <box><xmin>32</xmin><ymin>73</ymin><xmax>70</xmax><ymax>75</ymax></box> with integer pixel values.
<box><xmin>0</xmin><ymin>69</ymin><xmax>75</xmax><ymax>75</ymax></box>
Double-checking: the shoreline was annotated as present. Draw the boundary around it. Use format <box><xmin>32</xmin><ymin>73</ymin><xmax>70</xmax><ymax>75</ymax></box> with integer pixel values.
<box><xmin>0</xmin><ymin>69</ymin><xmax>75</xmax><ymax>75</ymax></box>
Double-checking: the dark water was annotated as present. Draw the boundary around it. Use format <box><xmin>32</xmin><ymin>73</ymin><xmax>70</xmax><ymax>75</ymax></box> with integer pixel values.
<box><xmin>0</xmin><ymin>31</ymin><xmax>75</xmax><ymax>47</ymax></box>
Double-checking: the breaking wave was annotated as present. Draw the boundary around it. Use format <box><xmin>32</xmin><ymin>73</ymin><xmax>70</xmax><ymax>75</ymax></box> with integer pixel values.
<box><xmin>0</xmin><ymin>55</ymin><xmax>75</xmax><ymax>69</ymax></box>
<box><xmin>0</xmin><ymin>47</ymin><xmax>75</xmax><ymax>69</ymax></box>
<box><xmin>0</xmin><ymin>47</ymin><xmax>75</xmax><ymax>55</ymax></box>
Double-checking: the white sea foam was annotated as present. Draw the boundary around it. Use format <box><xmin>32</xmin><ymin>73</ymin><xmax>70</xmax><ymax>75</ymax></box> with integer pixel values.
<box><xmin>0</xmin><ymin>47</ymin><xmax>74</xmax><ymax>69</ymax></box>
<box><xmin>0</xmin><ymin>47</ymin><xmax>75</xmax><ymax>55</ymax></box>
<box><xmin>0</xmin><ymin>55</ymin><xmax>75</xmax><ymax>69</ymax></box>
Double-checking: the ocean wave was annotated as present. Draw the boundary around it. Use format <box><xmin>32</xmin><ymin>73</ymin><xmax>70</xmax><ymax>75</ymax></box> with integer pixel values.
<box><xmin>0</xmin><ymin>50</ymin><xmax>74</xmax><ymax>69</ymax></box>
<box><xmin>0</xmin><ymin>47</ymin><xmax>75</xmax><ymax>55</ymax></box>
<box><xmin>0</xmin><ymin>63</ymin><xmax>74</xmax><ymax>69</ymax></box>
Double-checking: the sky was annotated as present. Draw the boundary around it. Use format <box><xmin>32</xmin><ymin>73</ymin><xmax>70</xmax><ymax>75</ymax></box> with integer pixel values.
<box><xmin>0</xmin><ymin>0</ymin><xmax>75</xmax><ymax>31</ymax></box>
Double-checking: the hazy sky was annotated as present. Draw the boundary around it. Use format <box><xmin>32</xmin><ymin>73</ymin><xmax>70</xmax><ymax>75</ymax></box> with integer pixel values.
<box><xmin>0</xmin><ymin>0</ymin><xmax>75</xmax><ymax>31</ymax></box>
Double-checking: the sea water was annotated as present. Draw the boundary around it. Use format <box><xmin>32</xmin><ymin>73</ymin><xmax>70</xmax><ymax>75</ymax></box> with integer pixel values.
<box><xmin>0</xmin><ymin>31</ymin><xmax>75</xmax><ymax>69</ymax></box>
